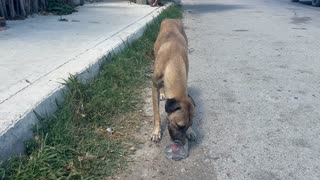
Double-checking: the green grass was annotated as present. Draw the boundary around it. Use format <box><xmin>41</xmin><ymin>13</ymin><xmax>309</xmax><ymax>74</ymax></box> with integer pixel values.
<box><xmin>0</xmin><ymin>5</ymin><xmax>182</xmax><ymax>179</ymax></box>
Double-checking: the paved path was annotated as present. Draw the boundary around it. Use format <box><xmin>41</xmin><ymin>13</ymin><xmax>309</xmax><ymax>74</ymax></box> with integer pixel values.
<box><xmin>120</xmin><ymin>0</ymin><xmax>320</xmax><ymax>179</ymax></box>
<box><xmin>185</xmin><ymin>0</ymin><xmax>320</xmax><ymax>179</ymax></box>
<box><xmin>0</xmin><ymin>1</ymin><xmax>155</xmax><ymax>104</ymax></box>
<box><xmin>0</xmin><ymin>0</ymin><xmax>165</xmax><ymax>159</ymax></box>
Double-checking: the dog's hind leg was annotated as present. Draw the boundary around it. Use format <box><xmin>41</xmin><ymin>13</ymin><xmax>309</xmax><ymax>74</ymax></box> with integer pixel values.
<box><xmin>151</xmin><ymin>81</ymin><xmax>162</xmax><ymax>143</ymax></box>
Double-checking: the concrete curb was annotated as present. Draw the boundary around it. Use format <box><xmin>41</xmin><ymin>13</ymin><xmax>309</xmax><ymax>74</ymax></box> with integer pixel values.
<box><xmin>0</xmin><ymin>3</ymin><xmax>170</xmax><ymax>160</ymax></box>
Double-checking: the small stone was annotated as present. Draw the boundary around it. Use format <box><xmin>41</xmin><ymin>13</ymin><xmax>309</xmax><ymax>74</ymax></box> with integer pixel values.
<box><xmin>213</xmin><ymin>157</ymin><xmax>220</xmax><ymax>161</ymax></box>
<box><xmin>226</xmin><ymin>173</ymin><xmax>231</xmax><ymax>177</ymax></box>
<box><xmin>181</xmin><ymin>168</ymin><xmax>186</xmax><ymax>173</ymax></box>
<box><xmin>106</xmin><ymin>127</ymin><xmax>113</xmax><ymax>133</ymax></box>
<box><xmin>294</xmin><ymin>97</ymin><xmax>298</xmax><ymax>99</ymax></box>
<box><xmin>78</xmin><ymin>156</ymin><xmax>84</xmax><ymax>162</ymax></box>
<box><xmin>58</xmin><ymin>17</ymin><xmax>68</xmax><ymax>22</ymax></box>
<box><xmin>85</xmin><ymin>152</ymin><xmax>96</xmax><ymax>159</ymax></box>
<box><xmin>129</xmin><ymin>147</ymin><xmax>136</xmax><ymax>151</ymax></box>
<box><xmin>34</xmin><ymin>135</ymin><xmax>40</xmax><ymax>141</ymax></box>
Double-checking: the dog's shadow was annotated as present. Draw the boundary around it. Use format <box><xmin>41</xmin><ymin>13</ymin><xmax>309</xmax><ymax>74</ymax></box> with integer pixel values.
<box><xmin>159</xmin><ymin>86</ymin><xmax>204</xmax><ymax>152</ymax></box>
<box><xmin>188</xmin><ymin>86</ymin><xmax>204</xmax><ymax>152</ymax></box>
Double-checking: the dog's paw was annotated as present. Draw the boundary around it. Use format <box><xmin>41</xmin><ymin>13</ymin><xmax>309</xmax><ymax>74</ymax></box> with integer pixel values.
<box><xmin>186</xmin><ymin>127</ymin><xmax>197</xmax><ymax>141</ymax></box>
<box><xmin>159</xmin><ymin>93</ymin><xmax>166</xmax><ymax>101</ymax></box>
<box><xmin>151</xmin><ymin>129</ymin><xmax>161</xmax><ymax>143</ymax></box>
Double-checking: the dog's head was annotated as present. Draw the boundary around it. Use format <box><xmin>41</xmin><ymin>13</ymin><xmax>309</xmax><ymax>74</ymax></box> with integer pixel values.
<box><xmin>165</xmin><ymin>96</ymin><xmax>195</xmax><ymax>144</ymax></box>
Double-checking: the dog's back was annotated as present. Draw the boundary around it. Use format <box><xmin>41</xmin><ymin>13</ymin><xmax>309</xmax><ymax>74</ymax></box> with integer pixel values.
<box><xmin>153</xmin><ymin>19</ymin><xmax>189</xmax><ymax>99</ymax></box>
<box><xmin>154</xmin><ymin>19</ymin><xmax>187</xmax><ymax>56</ymax></box>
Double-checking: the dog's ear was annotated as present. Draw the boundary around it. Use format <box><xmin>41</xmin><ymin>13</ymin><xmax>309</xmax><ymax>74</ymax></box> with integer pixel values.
<box><xmin>188</xmin><ymin>94</ymin><xmax>196</xmax><ymax>107</ymax></box>
<box><xmin>165</xmin><ymin>98</ymin><xmax>181</xmax><ymax>113</ymax></box>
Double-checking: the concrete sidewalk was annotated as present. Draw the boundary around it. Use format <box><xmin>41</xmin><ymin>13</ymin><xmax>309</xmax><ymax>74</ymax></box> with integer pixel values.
<box><xmin>0</xmin><ymin>0</ymin><xmax>166</xmax><ymax>159</ymax></box>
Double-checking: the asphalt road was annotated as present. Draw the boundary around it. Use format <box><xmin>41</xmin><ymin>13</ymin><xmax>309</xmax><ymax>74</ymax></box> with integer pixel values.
<box><xmin>185</xmin><ymin>0</ymin><xmax>320</xmax><ymax>179</ymax></box>
<box><xmin>120</xmin><ymin>0</ymin><xmax>320</xmax><ymax>179</ymax></box>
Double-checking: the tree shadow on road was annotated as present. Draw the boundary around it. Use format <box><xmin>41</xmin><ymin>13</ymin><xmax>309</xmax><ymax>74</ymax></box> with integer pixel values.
<box><xmin>183</xmin><ymin>3</ymin><xmax>247</xmax><ymax>14</ymax></box>
<box><xmin>297</xmin><ymin>1</ymin><xmax>313</xmax><ymax>6</ymax></box>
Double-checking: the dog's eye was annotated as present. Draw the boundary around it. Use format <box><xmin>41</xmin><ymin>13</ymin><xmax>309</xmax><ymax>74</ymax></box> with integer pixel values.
<box><xmin>177</xmin><ymin>124</ymin><xmax>186</xmax><ymax>130</ymax></box>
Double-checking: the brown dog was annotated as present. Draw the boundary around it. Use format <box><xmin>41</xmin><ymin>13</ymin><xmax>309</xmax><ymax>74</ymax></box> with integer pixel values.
<box><xmin>151</xmin><ymin>19</ymin><xmax>196</xmax><ymax>144</ymax></box>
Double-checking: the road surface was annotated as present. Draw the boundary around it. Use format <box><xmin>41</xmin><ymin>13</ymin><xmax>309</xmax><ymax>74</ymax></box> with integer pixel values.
<box><xmin>120</xmin><ymin>0</ymin><xmax>320</xmax><ymax>179</ymax></box>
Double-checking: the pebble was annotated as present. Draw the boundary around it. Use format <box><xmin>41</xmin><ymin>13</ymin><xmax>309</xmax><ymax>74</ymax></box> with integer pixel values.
<box><xmin>181</xmin><ymin>168</ymin><xmax>186</xmax><ymax>173</ymax></box>
<box><xmin>107</xmin><ymin>127</ymin><xmax>113</xmax><ymax>133</ymax></box>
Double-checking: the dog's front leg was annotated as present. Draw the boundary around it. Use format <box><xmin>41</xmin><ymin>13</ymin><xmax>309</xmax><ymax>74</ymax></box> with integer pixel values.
<box><xmin>159</xmin><ymin>88</ymin><xmax>166</xmax><ymax>101</ymax></box>
<box><xmin>151</xmin><ymin>83</ymin><xmax>161</xmax><ymax>143</ymax></box>
<box><xmin>186</xmin><ymin>127</ymin><xmax>197</xmax><ymax>141</ymax></box>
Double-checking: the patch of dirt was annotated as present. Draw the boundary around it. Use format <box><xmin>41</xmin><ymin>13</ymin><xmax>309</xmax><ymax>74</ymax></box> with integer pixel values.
<box><xmin>114</xmin><ymin>88</ymin><xmax>218</xmax><ymax>180</ymax></box>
